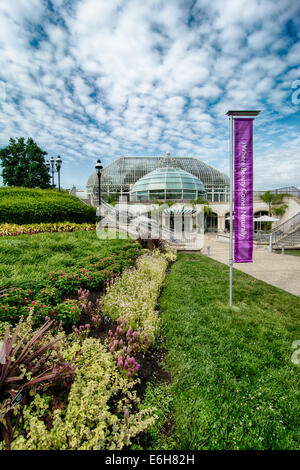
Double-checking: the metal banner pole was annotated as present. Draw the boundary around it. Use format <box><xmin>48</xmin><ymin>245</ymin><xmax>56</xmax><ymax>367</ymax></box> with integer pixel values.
<box><xmin>229</xmin><ymin>115</ymin><xmax>234</xmax><ymax>307</ymax></box>
<box><xmin>226</xmin><ymin>109</ymin><xmax>260</xmax><ymax>307</ymax></box>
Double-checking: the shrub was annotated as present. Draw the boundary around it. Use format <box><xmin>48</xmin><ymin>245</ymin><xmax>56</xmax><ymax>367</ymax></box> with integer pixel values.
<box><xmin>0</xmin><ymin>317</ymin><xmax>75</xmax><ymax>449</ymax></box>
<box><xmin>0</xmin><ymin>187</ymin><xmax>96</xmax><ymax>224</ymax></box>
<box><xmin>101</xmin><ymin>252</ymin><xmax>168</xmax><ymax>344</ymax></box>
<box><xmin>47</xmin><ymin>247</ymin><xmax>142</xmax><ymax>295</ymax></box>
<box><xmin>0</xmin><ymin>288</ymin><xmax>80</xmax><ymax>328</ymax></box>
<box><xmin>10</xmin><ymin>338</ymin><xmax>156</xmax><ymax>450</ymax></box>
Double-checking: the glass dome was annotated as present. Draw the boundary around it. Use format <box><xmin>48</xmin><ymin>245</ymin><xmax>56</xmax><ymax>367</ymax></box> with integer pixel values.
<box><xmin>131</xmin><ymin>167</ymin><xmax>206</xmax><ymax>201</ymax></box>
<box><xmin>86</xmin><ymin>154</ymin><xmax>229</xmax><ymax>202</ymax></box>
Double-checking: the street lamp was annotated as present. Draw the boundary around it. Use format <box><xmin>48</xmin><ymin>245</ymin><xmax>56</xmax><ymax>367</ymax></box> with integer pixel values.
<box><xmin>50</xmin><ymin>157</ymin><xmax>55</xmax><ymax>186</ymax></box>
<box><xmin>95</xmin><ymin>159</ymin><xmax>103</xmax><ymax>208</ymax></box>
<box><xmin>56</xmin><ymin>156</ymin><xmax>62</xmax><ymax>191</ymax></box>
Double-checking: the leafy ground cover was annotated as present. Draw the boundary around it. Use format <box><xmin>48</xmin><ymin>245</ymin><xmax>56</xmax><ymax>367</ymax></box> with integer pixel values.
<box><xmin>141</xmin><ymin>253</ymin><xmax>300</xmax><ymax>450</ymax></box>
<box><xmin>0</xmin><ymin>231</ymin><xmax>133</xmax><ymax>290</ymax></box>
<box><xmin>0</xmin><ymin>231</ymin><xmax>142</xmax><ymax>328</ymax></box>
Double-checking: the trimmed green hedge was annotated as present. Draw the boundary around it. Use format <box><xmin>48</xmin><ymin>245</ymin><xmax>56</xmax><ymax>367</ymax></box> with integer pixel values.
<box><xmin>0</xmin><ymin>187</ymin><xmax>96</xmax><ymax>223</ymax></box>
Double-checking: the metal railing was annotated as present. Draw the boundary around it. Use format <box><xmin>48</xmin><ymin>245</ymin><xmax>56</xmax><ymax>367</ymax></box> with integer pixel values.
<box><xmin>253</xmin><ymin>212</ymin><xmax>300</xmax><ymax>246</ymax></box>
<box><xmin>274</xmin><ymin>228</ymin><xmax>300</xmax><ymax>247</ymax></box>
<box><xmin>253</xmin><ymin>187</ymin><xmax>300</xmax><ymax>199</ymax></box>
<box><xmin>96</xmin><ymin>199</ymin><xmax>204</xmax><ymax>248</ymax></box>
<box><xmin>253</xmin><ymin>230</ymin><xmax>270</xmax><ymax>243</ymax></box>
<box><xmin>270</xmin><ymin>211</ymin><xmax>300</xmax><ymax>245</ymax></box>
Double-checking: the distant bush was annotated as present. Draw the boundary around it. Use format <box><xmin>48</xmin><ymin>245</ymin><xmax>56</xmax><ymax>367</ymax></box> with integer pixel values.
<box><xmin>0</xmin><ymin>187</ymin><xmax>96</xmax><ymax>223</ymax></box>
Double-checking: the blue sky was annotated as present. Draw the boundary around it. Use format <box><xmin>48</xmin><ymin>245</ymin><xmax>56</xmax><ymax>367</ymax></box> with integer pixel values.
<box><xmin>0</xmin><ymin>0</ymin><xmax>300</xmax><ymax>190</ymax></box>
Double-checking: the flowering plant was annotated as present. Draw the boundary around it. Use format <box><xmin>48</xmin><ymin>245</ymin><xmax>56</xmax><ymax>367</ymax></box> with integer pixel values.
<box><xmin>9</xmin><ymin>338</ymin><xmax>156</xmax><ymax>450</ymax></box>
<box><xmin>102</xmin><ymin>252</ymin><xmax>168</xmax><ymax>345</ymax></box>
<box><xmin>107</xmin><ymin>317</ymin><xmax>152</xmax><ymax>378</ymax></box>
<box><xmin>0</xmin><ymin>222</ymin><xmax>96</xmax><ymax>237</ymax></box>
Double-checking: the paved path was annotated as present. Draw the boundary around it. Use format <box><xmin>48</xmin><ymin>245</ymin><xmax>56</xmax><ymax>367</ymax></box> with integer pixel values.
<box><xmin>202</xmin><ymin>234</ymin><xmax>300</xmax><ymax>297</ymax></box>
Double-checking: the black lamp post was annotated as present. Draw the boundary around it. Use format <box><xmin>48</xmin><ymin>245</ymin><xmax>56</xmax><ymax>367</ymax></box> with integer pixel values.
<box><xmin>50</xmin><ymin>157</ymin><xmax>55</xmax><ymax>186</ymax></box>
<box><xmin>95</xmin><ymin>159</ymin><xmax>103</xmax><ymax>207</ymax></box>
<box><xmin>56</xmin><ymin>156</ymin><xmax>62</xmax><ymax>191</ymax></box>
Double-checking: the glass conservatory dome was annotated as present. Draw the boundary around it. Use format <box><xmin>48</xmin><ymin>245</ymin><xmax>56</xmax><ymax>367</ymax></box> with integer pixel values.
<box><xmin>131</xmin><ymin>167</ymin><xmax>206</xmax><ymax>201</ymax></box>
<box><xmin>86</xmin><ymin>153</ymin><xmax>229</xmax><ymax>202</ymax></box>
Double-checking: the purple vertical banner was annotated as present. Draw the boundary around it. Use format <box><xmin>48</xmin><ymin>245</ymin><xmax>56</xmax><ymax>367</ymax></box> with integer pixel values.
<box><xmin>234</xmin><ymin>118</ymin><xmax>254</xmax><ymax>263</ymax></box>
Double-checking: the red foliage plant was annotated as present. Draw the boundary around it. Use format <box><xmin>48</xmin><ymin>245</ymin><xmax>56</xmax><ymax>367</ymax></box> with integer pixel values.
<box><xmin>0</xmin><ymin>319</ymin><xmax>75</xmax><ymax>449</ymax></box>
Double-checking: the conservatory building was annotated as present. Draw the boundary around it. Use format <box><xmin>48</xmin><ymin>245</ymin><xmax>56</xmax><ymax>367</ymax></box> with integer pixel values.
<box><xmin>86</xmin><ymin>153</ymin><xmax>230</xmax><ymax>202</ymax></box>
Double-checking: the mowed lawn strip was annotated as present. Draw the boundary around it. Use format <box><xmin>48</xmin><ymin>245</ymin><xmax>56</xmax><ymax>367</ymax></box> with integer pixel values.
<box><xmin>151</xmin><ymin>252</ymin><xmax>300</xmax><ymax>450</ymax></box>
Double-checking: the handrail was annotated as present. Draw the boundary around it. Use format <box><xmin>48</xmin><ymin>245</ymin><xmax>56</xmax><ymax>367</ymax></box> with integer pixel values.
<box><xmin>271</xmin><ymin>211</ymin><xmax>300</xmax><ymax>234</ymax></box>
<box><xmin>96</xmin><ymin>199</ymin><xmax>202</xmax><ymax>245</ymax></box>
<box><xmin>270</xmin><ymin>211</ymin><xmax>300</xmax><ymax>244</ymax></box>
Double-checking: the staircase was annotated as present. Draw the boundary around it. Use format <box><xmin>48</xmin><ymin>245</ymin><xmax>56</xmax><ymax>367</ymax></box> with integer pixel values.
<box><xmin>94</xmin><ymin>199</ymin><xmax>204</xmax><ymax>250</ymax></box>
<box><xmin>253</xmin><ymin>211</ymin><xmax>300</xmax><ymax>248</ymax></box>
<box><xmin>274</xmin><ymin>226</ymin><xmax>300</xmax><ymax>248</ymax></box>
<box><xmin>271</xmin><ymin>212</ymin><xmax>300</xmax><ymax>247</ymax></box>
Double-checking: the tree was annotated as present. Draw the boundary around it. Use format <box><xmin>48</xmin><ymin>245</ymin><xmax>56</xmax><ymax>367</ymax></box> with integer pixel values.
<box><xmin>260</xmin><ymin>191</ymin><xmax>288</xmax><ymax>217</ymax></box>
<box><xmin>0</xmin><ymin>137</ymin><xmax>50</xmax><ymax>188</ymax></box>
<box><xmin>260</xmin><ymin>191</ymin><xmax>273</xmax><ymax>215</ymax></box>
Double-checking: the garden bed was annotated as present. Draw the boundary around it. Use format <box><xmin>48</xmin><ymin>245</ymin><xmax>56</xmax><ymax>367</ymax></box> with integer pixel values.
<box><xmin>0</xmin><ymin>231</ymin><xmax>175</xmax><ymax>450</ymax></box>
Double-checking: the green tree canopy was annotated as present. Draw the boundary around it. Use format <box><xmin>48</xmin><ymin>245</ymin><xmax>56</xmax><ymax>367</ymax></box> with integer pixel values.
<box><xmin>260</xmin><ymin>191</ymin><xmax>288</xmax><ymax>217</ymax></box>
<box><xmin>0</xmin><ymin>137</ymin><xmax>50</xmax><ymax>188</ymax></box>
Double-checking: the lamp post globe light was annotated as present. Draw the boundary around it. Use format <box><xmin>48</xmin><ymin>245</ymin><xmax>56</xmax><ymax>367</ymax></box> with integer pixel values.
<box><xmin>95</xmin><ymin>159</ymin><xmax>103</xmax><ymax>208</ymax></box>
<box><xmin>50</xmin><ymin>156</ymin><xmax>55</xmax><ymax>186</ymax></box>
<box><xmin>56</xmin><ymin>155</ymin><xmax>62</xmax><ymax>191</ymax></box>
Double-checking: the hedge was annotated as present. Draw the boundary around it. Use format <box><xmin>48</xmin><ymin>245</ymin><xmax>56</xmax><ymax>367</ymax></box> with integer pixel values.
<box><xmin>0</xmin><ymin>187</ymin><xmax>96</xmax><ymax>223</ymax></box>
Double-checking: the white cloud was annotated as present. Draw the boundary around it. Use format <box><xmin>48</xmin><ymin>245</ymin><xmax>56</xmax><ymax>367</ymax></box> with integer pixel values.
<box><xmin>0</xmin><ymin>0</ymin><xmax>299</xmax><ymax>190</ymax></box>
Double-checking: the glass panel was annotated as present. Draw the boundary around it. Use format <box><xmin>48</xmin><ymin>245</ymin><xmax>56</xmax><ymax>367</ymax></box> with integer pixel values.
<box><xmin>166</xmin><ymin>191</ymin><xmax>182</xmax><ymax>199</ymax></box>
<box><xmin>134</xmin><ymin>183</ymin><xmax>149</xmax><ymax>190</ymax></box>
<box><xmin>165</xmin><ymin>182</ymin><xmax>182</xmax><ymax>189</ymax></box>
<box><xmin>150</xmin><ymin>190</ymin><xmax>165</xmax><ymax>199</ymax></box>
<box><xmin>181</xmin><ymin>176</ymin><xmax>193</xmax><ymax>183</ymax></box>
<box><xmin>183</xmin><ymin>193</ymin><xmax>195</xmax><ymax>200</ymax></box>
<box><xmin>148</xmin><ymin>183</ymin><xmax>165</xmax><ymax>190</ymax></box>
<box><xmin>144</xmin><ymin>177</ymin><xmax>165</xmax><ymax>184</ymax></box>
<box><xmin>164</xmin><ymin>178</ymin><xmax>181</xmax><ymax>183</ymax></box>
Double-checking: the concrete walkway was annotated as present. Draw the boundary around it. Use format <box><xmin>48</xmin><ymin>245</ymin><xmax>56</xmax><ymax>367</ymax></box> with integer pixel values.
<box><xmin>202</xmin><ymin>233</ymin><xmax>300</xmax><ymax>297</ymax></box>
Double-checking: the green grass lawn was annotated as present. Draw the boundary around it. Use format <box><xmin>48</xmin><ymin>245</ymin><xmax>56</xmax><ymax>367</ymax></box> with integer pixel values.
<box><xmin>142</xmin><ymin>253</ymin><xmax>300</xmax><ymax>450</ymax></box>
<box><xmin>282</xmin><ymin>250</ymin><xmax>300</xmax><ymax>257</ymax></box>
<box><xmin>0</xmin><ymin>231</ymin><xmax>132</xmax><ymax>290</ymax></box>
